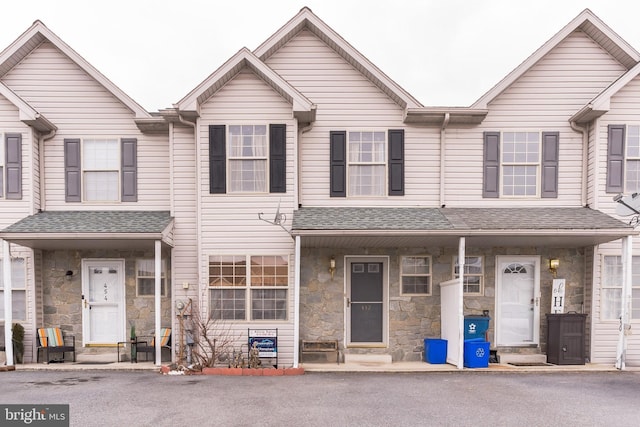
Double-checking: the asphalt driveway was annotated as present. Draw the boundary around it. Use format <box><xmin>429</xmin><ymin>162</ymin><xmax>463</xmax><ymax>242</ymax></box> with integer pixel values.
<box><xmin>1</xmin><ymin>370</ymin><xmax>639</xmax><ymax>426</ymax></box>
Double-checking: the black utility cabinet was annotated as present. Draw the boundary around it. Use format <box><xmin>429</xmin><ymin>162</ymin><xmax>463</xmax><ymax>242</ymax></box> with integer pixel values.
<box><xmin>546</xmin><ymin>313</ymin><xmax>587</xmax><ymax>365</ymax></box>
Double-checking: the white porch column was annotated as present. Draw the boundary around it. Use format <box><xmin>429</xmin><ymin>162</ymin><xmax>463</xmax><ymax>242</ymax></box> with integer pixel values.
<box><xmin>457</xmin><ymin>237</ymin><xmax>465</xmax><ymax>370</ymax></box>
<box><xmin>293</xmin><ymin>236</ymin><xmax>301</xmax><ymax>368</ymax></box>
<box><xmin>155</xmin><ymin>240</ymin><xmax>162</xmax><ymax>366</ymax></box>
<box><xmin>616</xmin><ymin>235</ymin><xmax>632</xmax><ymax>370</ymax></box>
<box><xmin>2</xmin><ymin>239</ymin><xmax>14</xmax><ymax>366</ymax></box>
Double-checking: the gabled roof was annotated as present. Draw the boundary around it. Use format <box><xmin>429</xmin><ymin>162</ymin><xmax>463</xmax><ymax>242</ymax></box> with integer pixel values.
<box><xmin>176</xmin><ymin>47</ymin><xmax>315</xmax><ymax>123</ymax></box>
<box><xmin>473</xmin><ymin>9</ymin><xmax>640</xmax><ymax>109</ymax></box>
<box><xmin>0</xmin><ymin>81</ymin><xmax>56</xmax><ymax>133</ymax></box>
<box><xmin>253</xmin><ymin>7</ymin><xmax>423</xmax><ymax>110</ymax></box>
<box><xmin>0</xmin><ymin>20</ymin><xmax>157</xmax><ymax>128</ymax></box>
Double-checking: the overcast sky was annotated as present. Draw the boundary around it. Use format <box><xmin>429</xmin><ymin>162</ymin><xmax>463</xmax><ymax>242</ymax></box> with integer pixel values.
<box><xmin>2</xmin><ymin>0</ymin><xmax>640</xmax><ymax>112</ymax></box>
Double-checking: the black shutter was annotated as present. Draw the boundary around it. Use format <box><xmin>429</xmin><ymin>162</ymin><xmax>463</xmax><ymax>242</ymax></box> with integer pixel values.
<box><xmin>209</xmin><ymin>125</ymin><xmax>226</xmax><ymax>194</ymax></box>
<box><xmin>388</xmin><ymin>129</ymin><xmax>404</xmax><ymax>196</ymax></box>
<box><xmin>5</xmin><ymin>134</ymin><xmax>22</xmax><ymax>200</ymax></box>
<box><xmin>541</xmin><ymin>132</ymin><xmax>559</xmax><ymax>198</ymax></box>
<box><xmin>607</xmin><ymin>125</ymin><xmax>626</xmax><ymax>193</ymax></box>
<box><xmin>269</xmin><ymin>124</ymin><xmax>286</xmax><ymax>193</ymax></box>
<box><xmin>64</xmin><ymin>138</ymin><xmax>81</xmax><ymax>202</ymax></box>
<box><xmin>330</xmin><ymin>131</ymin><xmax>346</xmax><ymax>197</ymax></box>
<box><xmin>121</xmin><ymin>138</ymin><xmax>137</xmax><ymax>202</ymax></box>
<box><xmin>483</xmin><ymin>132</ymin><xmax>500</xmax><ymax>198</ymax></box>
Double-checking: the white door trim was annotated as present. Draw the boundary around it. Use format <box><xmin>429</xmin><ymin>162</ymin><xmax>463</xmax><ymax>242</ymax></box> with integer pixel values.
<box><xmin>81</xmin><ymin>259</ymin><xmax>126</xmax><ymax>345</ymax></box>
<box><xmin>344</xmin><ymin>255</ymin><xmax>389</xmax><ymax>348</ymax></box>
<box><xmin>495</xmin><ymin>255</ymin><xmax>541</xmax><ymax>347</ymax></box>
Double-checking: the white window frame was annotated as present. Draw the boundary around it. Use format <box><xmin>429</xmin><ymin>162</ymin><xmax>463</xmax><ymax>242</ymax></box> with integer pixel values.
<box><xmin>0</xmin><ymin>133</ymin><xmax>4</xmax><ymax>198</ymax></box>
<box><xmin>227</xmin><ymin>125</ymin><xmax>268</xmax><ymax>193</ymax></box>
<box><xmin>135</xmin><ymin>259</ymin><xmax>168</xmax><ymax>297</ymax></box>
<box><xmin>625</xmin><ymin>125</ymin><xmax>640</xmax><ymax>193</ymax></box>
<box><xmin>347</xmin><ymin>130</ymin><xmax>387</xmax><ymax>197</ymax></box>
<box><xmin>500</xmin><ymin>131</ymin><xmax>541</xmax><ymax>198</ymax></box>
<box><xmin>0</xmin><ymin>257</ymin><xmax>27</xmax><ymax>321</ymax></box>
<box><xmin>399</xmin><ymin>255</ymin><xmax>431</xmax><ymax>296</ymax></box>
<box><xmin>208</xmin><ymin>255</ymin><xmax>289</xmax><ymax>321</ymax></box>
<box><xmin>82</xmin><ymin>138</ymin><xmax>120</xmax><ymax>202</ymax></box>
<box><xmin>453</xmin><ymin>255</ymin><xmax>484</xmax><ymax>296</ymax></box>
<box><xmin>601</xmin><ymin>255</ymin><xmax>640</xmax><ymax>321</ymax></box>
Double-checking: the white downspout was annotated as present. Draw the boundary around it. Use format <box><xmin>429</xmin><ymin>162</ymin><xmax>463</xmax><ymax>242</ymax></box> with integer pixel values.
<box><xmin>3</xmin><ymin>239</ymin><xmax>13</xmax><ymax>366</ymax></box>
<box><xmin>298</xmin><ymin>122</ymin><xmax>314</xmax><ymax>209</ymax></box>
<box><xmin>154</xmin><ymin>240</ymin><xmax>162</xmax><ymax>366</ymax></box>
<box><xmin>570</xmin><ymin>120</ymin><xmax>588</xmax><ymax>207</ymax></box>
<box><xmin>440</xmin><ymin>113</ymin><xmax>450</xmax><ymax>208</ymax></box>
<box><xmin>293</xmin><ymin>236</ymin><xmax>301</xmax><ymax>368</ymax></box>
<box><xmin>457</xmin><ymin>236</ymin><xmax>465</xmax><ymax>370</ymax></box>
<box><xmin>38</xmin><ymin>128</ymin><xmax>57</xmax><ymax>212</ymax></box>
<box><xmin>616</xmin><ymin>235</ymin><xmax>632</xmax><ymax>370</ymax></box>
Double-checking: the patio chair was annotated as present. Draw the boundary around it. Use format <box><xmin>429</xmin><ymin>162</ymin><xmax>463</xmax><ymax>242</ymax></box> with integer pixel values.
<box><xmin>135</xmin><ymin>327</ymin><xmax>171</xmax><ymax>363</ymax></box>
<box><xmin>36</xmin><ymin>327</ymin><xmax>76</xmax><ymax>363</ymax></box>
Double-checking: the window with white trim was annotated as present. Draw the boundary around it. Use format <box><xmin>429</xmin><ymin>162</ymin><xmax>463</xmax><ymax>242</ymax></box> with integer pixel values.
<box><xmin>601</xmin><ymin>255</ymin><xmax>640</xmax><ymax>320</ymax></box>
<box><xmin>209</xmin><ymin>255</ymin><xmax>289</xmax><ymax>320</ymax></box>
<box><xmin>453</xmin><ymin>256</ymin><xmax>484</xmax><ymax>295</ymax></box>
<box><xmin>0</xmin><ymin>135</ymin><xmax>4</xmax><ymax>198</ymax></box>
<box><xmin>228</xmin><ymin>125</ymin><xmax>267</xmax><ymax>193</ymax></box>
<box><xmin>83</xmin><ymin>139</ymin><xmax>119</xmax><ymax>201</ymax></box>
<box><xmin>625</xmin><ymin>126</ymin><xmax>640</xmax><ymax>193</ymax></box>
<box><xmin>502</xmin><ymin>132</ymin><xmax>540</xmax><ymax>197</ymax></box>
<box><xmin>348</xmin><ymin>131</ymin><xmax>386</xmax><ymax>196</ymax></box>
<box><xmin>400</xmin><ymin>256</ymin><xmax>431</xmax><ymax>295</ymax></box>
<box><xmin>136</xmin><ymin>259</ymin><xmax>168</xmax><ymax>297</ymax></box>
<box><xmin>0</xmin><ymin>258</ymin><xmax>26</xmax><ymax>321</ymax></box>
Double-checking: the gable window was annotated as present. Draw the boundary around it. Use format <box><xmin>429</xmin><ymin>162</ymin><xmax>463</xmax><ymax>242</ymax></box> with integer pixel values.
<box><xmin>330</xmin><ymin>129</ymin><xmax>404</xmax><ymax>197</ymax></box>
<box><xmin>209</xmin><ymin>124</ymin><xmax>286</xmax><ymax>194</ymax></box>
<box><xmin>1</xmin><ymin>133</ymin><xmax>23</xmax><ymax>200</ymax></box>
<box><xmin>601</xmin><ymin>255</ymin><xmax>640</xmax><ymax>321</ymax></box>
<box><xmin>453</xmin><ymin>255</ymin><xmax>484</xmax><ymax>295</ymax></box>
<box><xmin>483</xmin><ymin>131</ymin><xmax>558</xmax><ymax>198</ymax></box>
<box><xmin>208</xmin><ymin>255</ymin><xmax>289</xmax><ymax>321</ymax></box>
<box><xmin>136</xmin><ymin>259</ymin><xmax>168</xmax><ymax>297</ymax></box>
<box><xmin>64</xmin><ymin>138</ymin><xmax>137</xmax><ymax>202</ymax></box>
<box><xmin>606</xmin><ymin>125</ymin><xmax>640</xmax><ymax>193</ymax></box>
<box><xmin>400</xmin><ymin>256</ymin><xmax>431</xmax><ymax>295</ymax></box>
<box><xmin>0</xmin><ymin>258</ymin><xmax>27</xmax><ymax>321</ymax></box>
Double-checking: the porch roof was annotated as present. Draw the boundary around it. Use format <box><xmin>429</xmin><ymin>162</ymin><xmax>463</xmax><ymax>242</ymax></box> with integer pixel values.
<box><xmin>0</xmin><ymin>210</ymin><xmax>174</xmax><ymax>250</ymax></box>
<box><xmin>291</xmin><ymin>207</ymin><xmax>637</xmax><ymax>248</ymax></box>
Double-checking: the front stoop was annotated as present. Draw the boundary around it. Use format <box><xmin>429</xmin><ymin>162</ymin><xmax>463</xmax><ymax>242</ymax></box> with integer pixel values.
<box><xmin>498</xmin><ymin>353</ymin><xmax>547</xmax><ymax>364</ymax></box>
<box><xmin>343</xmin><ymin>354</ymin><xmax>393</xmax><ymax>364</ymax></box>
<box><xmin>161</xmin><ymin>366</ymin><xmax>305</xmax><ymax>376</ymax></box>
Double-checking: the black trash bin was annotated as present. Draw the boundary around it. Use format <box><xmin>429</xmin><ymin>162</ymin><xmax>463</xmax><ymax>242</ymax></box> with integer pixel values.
<box><xmin>546</xmin><ymin>313</ymin><xmax>587</xmax><ymax>365</ymax></box>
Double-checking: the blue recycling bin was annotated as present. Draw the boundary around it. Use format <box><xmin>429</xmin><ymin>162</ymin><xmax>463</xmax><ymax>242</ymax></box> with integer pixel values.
<box><xmin>464</xmin><ymin>315</ymin><xmax>490</xmax><ymax>340</ymax></box>
<box><xmin>424</xmin><ymin>338</ymin><xmax>447</xmax><ymax>364</ymax></box>
<box><xmin>464</xmin><ymin>339</ymin><xmax>490</xmax><ymax>368</ymax></box>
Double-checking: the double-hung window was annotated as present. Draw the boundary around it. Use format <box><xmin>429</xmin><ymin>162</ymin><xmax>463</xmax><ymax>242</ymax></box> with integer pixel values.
<box><xmin>228</xmin><ymin>125</ymin><xmax>268</xmax><ymax>192</ymax></box>
<box><xmin>348</xmin><ymin>131</ymin><xmax>386</xmax><ymax>196</ymax></box>
<box><xmin>453</xmin><ymin>256</ymin><xmax>484</xmax><ymax>295</ymax></box>
<box><xmin>601</xmin><ymin>255</ymin><xmax>640</xmax><ymax>320</ymax></box>
<box><xmin>483</xmin><ymin>131</ymin><xmax>558</xmax><ymax>198</ymax></box>
<box><xmin>606</xmin><ymin>125</ymin><xmax>640</xmax><ymax>193</ymax></box>
<box><xmin>400</xmin><ymin>256</ymin><xmax>431</xmax><ymax>295</ymax></box>
<box><xmin>136</xmin><ymin>259</ymin><xmax>168</xmax><ymax>297</ymax></box>
<box><xmin>0</xmin><ymin>258</ymin><xmax>27</xmax><ymax>321</ymax></box>
<box><xmin>209</xmin><ymin>255</ymin><xmax>289</xmax><ymax>321</ymax></box>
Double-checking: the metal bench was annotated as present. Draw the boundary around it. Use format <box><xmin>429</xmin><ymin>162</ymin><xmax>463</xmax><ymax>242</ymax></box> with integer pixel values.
<box><xmin>300</xmin><ymin>340</ymin><xmax>339</xmax><ymax>364</ymax></box>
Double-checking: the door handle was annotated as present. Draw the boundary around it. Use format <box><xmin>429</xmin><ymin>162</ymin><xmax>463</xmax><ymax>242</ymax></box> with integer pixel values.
<box><xmin>346</xmin><ymin>298</ymin><xmax>351</xmax><ymax>307</ymax></box>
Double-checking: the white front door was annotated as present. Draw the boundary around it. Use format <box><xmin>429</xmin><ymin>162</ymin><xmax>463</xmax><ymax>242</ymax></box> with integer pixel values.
<box><xmin>82</xmin><ymin>259</ymin><xmax>125</xmax><ymax>345</ymax></box>
<box><xmin>496</xmin><ymin>256</ymin><xmax>540</xmax><ymax>346</ymax></box>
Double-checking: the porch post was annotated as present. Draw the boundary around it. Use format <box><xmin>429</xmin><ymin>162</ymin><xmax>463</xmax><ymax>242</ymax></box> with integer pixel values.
<box><xmin>457</xmin><ymin>237</ymin><xmax>465</xmax><ymax>370</ymax></box>
<box><xmin>155</xmin><ymin>240</ymin><xmax>162</xmax><ymax>366</ymax></box>
<box><xmin>2</xmin><ymin>239</ymin><xmax>14</xmax><ymax>366</ymax></box>
<box><xmin>616</xmin><ymin>235</ymin><xmax>632</xmax><ymax>370</ymax></box>
<box><xmin>293</xmin><ymin>236</ymin><xmax>301</xmax><ymax>368</ymax></box>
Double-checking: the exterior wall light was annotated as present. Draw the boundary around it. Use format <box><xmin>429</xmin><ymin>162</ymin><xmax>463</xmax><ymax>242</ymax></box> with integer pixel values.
<box><xmin>329</xmin><ymin>256</ymin><xmax>336</xmax><ymax>279</ymax></box>
<box><xmin>549</xmin><ymin>259</ymin><xmax>559</xmax><ymax>278</ymax></box>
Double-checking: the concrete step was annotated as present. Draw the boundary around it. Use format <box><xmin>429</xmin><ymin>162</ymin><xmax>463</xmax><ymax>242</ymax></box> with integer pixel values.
<box><xmin>344</xmin><ymin>354</ymin><xmax>392</xmax><ymax>364</ymax></box>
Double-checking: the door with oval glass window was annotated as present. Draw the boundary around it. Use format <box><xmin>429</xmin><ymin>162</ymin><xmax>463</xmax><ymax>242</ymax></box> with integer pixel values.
<box><xmin>495</xmin><ymin>256</ymin><xmax>540</xmax><ymax>346</ymax></box>
<box><xmin>347</xmin><ymin>260</ymin><xmax>386</xmax><ymax>345</ymax></box>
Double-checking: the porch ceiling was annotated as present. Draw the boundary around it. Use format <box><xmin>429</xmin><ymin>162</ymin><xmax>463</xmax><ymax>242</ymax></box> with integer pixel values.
<box><xmin>292</xmin><ymin>207</ymin><xmax>638</xmax><ymax>248</ymax></box>
<box><xmin>0</xmin><ymin>210</ymin><xmax>174</xmax><ymax>250</ymax></box>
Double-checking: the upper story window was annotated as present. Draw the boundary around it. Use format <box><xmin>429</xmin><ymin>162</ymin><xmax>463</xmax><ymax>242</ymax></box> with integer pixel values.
<box><xmin>209</xmin><ymin>124</ymin><xmax>286</xmax><ymax>194</ymax></box>
<box><xmin>330</xmin><ymin>129</ymin><xmax>404</xmax><ymax>197</ymax></box>
<box><xmin>0</xmin><ymin>257</ymin><xmax>27</xmax><ymax>321</ymax></box>
<box><xmin>483</xmin><ymin>131</ymin><xmax>558</xmax><ymax>199</ymax></box>
<box><xmin>64</xmin><ymin>138</ymin><xmax>137</xmax><ymax>203</ymax></box>
<box><xmin>606</xmin><ymin>125</ymin><xmax>640</xmax><ymax>194</ymax></box>
<box><xmin>1</xmin><ymin>133</ymin><xmax>23</xmax><ymax>200</ymax></box>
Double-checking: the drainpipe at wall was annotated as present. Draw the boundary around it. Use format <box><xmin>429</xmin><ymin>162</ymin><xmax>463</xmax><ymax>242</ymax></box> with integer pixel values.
<box><xmin>38</xmin><ymin>128</ymin><xmax>57</xmax><ymax>212</ymax></box>
<box><xmin>298</xmin><ymin>122</ymin><xmax>314</xmax><ymax>209</ymax></box>
<box><xmin>440</xmin><ymin>113</ymin><xmax>450</xmax><ymax>208</ymax></box>
<box><xmin>570</xmin><ymin>120</ymin><xmax>588</xmax><ymax>207</ymax></box>
<box><xmin>293</xmin><ymin>235</ymin><xmax>301</xmax><ymax>368</ymax></box>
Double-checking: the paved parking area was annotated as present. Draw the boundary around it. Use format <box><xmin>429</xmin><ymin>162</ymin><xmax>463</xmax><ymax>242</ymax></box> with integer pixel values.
<box><xmin>1</xmin><ymin>370</ymin><xmax>639</xmax><ymax>426</ymax></box>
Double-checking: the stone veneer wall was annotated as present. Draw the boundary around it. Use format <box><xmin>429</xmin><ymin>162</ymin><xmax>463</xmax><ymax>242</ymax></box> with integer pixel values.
<box><xmin>41</xmin><ymin>249</ymin><xmax>172</xmax><ymax>357</ymax></box>
<box><xmin>299</xmin><ymin>246</ymin><xmax>587</xmax><ymax>362</ymax></box>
